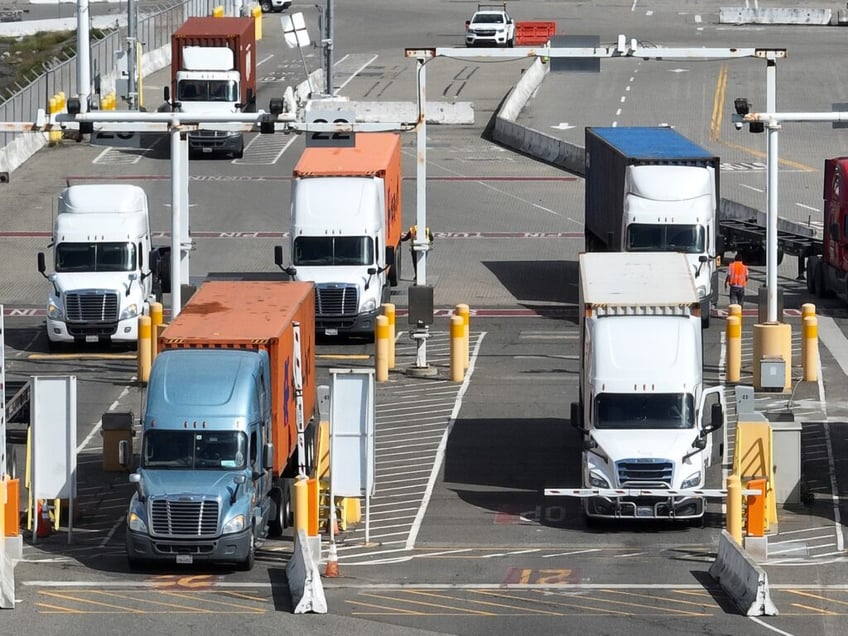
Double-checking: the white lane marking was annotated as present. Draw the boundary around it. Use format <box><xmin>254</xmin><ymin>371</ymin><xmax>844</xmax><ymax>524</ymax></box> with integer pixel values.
<box><xmin>336</xmin><ymin>53</ymin><xmax>379</xmax><ymax>91</ymax></box>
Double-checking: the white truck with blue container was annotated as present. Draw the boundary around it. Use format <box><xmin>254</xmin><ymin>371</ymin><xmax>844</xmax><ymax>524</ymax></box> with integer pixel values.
<box><xmin>584</xmin><ymin>126</ymin><xmax>721</xmax><ymax>328</ymax></box>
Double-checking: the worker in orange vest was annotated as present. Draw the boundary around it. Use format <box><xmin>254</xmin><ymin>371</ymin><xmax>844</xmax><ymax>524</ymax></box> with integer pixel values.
<box><xmin>725</xmin><ymin>254</ymin><xmax>749</xmax><ymax>308</ymax></box>
<box><xmin>401</xmin><ymin>224</ymin><xmax>433</xmax><ymax>278</ymax></box>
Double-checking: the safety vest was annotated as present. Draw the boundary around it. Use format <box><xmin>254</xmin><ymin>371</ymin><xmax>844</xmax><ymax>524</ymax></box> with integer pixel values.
<box><xmin>727</xmin><ymin>261</ymin><xmax>748</xmax><ymax>287</ymax></box>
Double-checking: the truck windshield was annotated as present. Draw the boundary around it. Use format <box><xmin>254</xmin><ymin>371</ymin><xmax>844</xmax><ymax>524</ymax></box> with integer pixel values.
<box><xmin>595</xmin><ymin>393</ymin><xmax>694</xmax><ymax>430</ymax></box>
<box><xmin>473</xmin><ymin>15</ymin><xmax>505</xmax><ymax>24</ymax></box>
<box><xmin>293</xmin><ymin>236</ymin><xmax>374</xmax><ymax>266</ymax></box>
<box><xmin>626</xmin><ymin>224</ymin><xmax>705</xmax><ymax>254</ymax></box>
<box><xmin>141</xmin><ymin>430</ymin><xmax>247</xmax><ymax>469</ymax></box>
<box><xmin>55</xmin><ymin>242</ymin><xmax>136</xmax><ymax>272</ymax></box>
<box><xmin>178</xmin><ymin>80</ymin><xmax>238</xmax><ymax>102</ymax></box>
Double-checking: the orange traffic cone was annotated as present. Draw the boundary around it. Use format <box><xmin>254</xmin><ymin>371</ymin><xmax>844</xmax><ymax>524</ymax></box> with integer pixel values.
<box><xmin>324</xmin><ymin>542</ymin><xmax>340</xmax><ymax>578</ymax></box>
<box><xmin>36</xmin><ymin>499</ymin><xmax>52</xmax><ymax>538</ymax></box>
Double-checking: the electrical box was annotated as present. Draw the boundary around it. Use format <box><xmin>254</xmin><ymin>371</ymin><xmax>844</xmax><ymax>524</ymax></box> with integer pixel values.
<box><xmin>759</xmin><ymin>356</ymin><xmax>786</xmax><ymax>390</ymax></box>
<box><xmin>407</xmin><ymin>285</ymin><xmax>434</xmax><ymax>326</ymax></box>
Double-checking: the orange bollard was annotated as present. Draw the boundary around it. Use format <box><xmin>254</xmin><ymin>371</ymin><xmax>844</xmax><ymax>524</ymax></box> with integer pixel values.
<box><xmin>4</xmin><ymin>478</ymin><xmax>19</xmax><ymax>536</ymax></box>
<box><xmin>745</xmin><ymin>478</ymin><xmax>766</xmax><ymax>538</ymax></box>
<box><xmin>450</xmin><ymin>315</ymin><xmax>464</xmax><ymax>382</ymax></box>
<box><xmin>726</xmin><ymin>315</ymin><xmax>741</xmax><ymax>383</ymax></box>
<box><xmin>803</xmin><ymin>316</ymin><xmax>818</xmax><ymax>382</ymax></box>
<box><xmin>375</xmin><ymin>315</ymin><xmax>388</xmax><ymax>382</ymax></box>
<box><xmin>307</xmin><ymin>477</ymin><xmax>319</xmax><ymax>536</ymax></box>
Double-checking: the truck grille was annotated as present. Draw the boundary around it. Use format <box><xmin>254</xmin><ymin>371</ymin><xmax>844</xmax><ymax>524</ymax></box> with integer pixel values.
<box><xmin>315</xmin><ymin>284</ymin><xmax>358</xmax><ymax>316</ymax></box>
<box><xmin>616</xmin><ymin>458</ymin><xmax>674</xmax><ymax>487</ymax></box>
<box><xmin>150</xmin><ymin>499</ymin><xmax>219</xmax><ymax>537</ymax></box>
<box><xmin>65</xmin><ymin>291</ymin><xmax>119</xmax><ymax>322</ymax></box>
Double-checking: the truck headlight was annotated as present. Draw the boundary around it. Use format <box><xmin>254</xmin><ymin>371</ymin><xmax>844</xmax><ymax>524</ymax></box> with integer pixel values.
<box><xmin>222</xmin><ymin>514</ymin><xmax>246</xmax><ymax>534</ymax></box>
<box><xmin>696</xmin><ymin>284</ymin><xmax>708</xmax><ymax>299</ymax></box>
<box><xmin>588</xmin><ymin>472</ymin><xmax>610</xmax><ymax>489</ymax></box>
<box><xmin>127</xmin><ymin>511</ymin><xmax>147</xmax><ymax>533</ymax></box>
<box><xmin>47</xmin><ymin>300</ymin><xmax>64</xmax><ymax>320</ymax></box>
<box><xmin>120</xmin><ymin>303</ymin><xmax>139</xmax><ymax>320</ymax></box>
<box><xmin>361</xmin><ymin>298</ymin><xmax>377</xmax><ymax>312</ymax></box>
<box><xmin>681</xmin><ymin>471</ymin><xmax>702</xmax><ymax>489</ymax></box>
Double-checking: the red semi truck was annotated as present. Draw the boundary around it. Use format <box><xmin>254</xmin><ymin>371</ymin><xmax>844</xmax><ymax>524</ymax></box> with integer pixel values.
<box><xmin>807</xmin><ymin>157</ymin><xmax>848</xmax><ymax>300</ymax></box>
<box><xmin>164</xmin><ymin>16</ymin><xmax>257</xmax><ymax>158</ymax></box>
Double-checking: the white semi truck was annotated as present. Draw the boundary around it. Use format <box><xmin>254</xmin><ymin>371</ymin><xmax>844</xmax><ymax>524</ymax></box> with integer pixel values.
<box><xmin>571</xmin><ymin>252</ymin><xmax>724</xmax><ymax>522</ymax></box>
<box><xmin>36</xmin><ymin>184</ymin><xmax>161</xmax><ymax>349</ymax></box>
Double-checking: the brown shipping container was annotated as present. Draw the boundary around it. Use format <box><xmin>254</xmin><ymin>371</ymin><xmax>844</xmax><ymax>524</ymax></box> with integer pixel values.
<box><xmin>294</xmin><ymin>132</ymin><xmax>403</xmax><ymax>258</ymax></box>
<box><xmin>171</xmin><ymin>16</ymin><xmax>257</xmax><ymax>107</ymax></box>
<box><xmin>159</xmin><ymin>281</ymin><xmax>316</xmax><ymax>477</ymax></box>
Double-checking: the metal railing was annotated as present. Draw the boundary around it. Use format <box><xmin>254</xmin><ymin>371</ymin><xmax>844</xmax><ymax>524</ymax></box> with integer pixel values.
<box><xmin>0</xmin><ymin>0</ymin><xmax>218</xmax><ymax>153</ymax></box>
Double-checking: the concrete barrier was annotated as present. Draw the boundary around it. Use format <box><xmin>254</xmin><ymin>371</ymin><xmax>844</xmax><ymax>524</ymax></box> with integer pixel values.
<box><xmin>491</xmin><ymin>58</ymin><xmax>585</xmax><ymax>174</ymax></box>
<box><xmin>719</xmin><ymin>8</ymin><xmax>833</xmax><ymax>25</ymax></box>
<box><xmin>709</xmin><ymin>529</ymin><xmax>778</xmax><ymax>616</ymax></box>
<box><xmin>286</xmin><ymin>528</ymin><xmax>327</xmax><ymax>614</ymax></box>
<box><xmin>303</xmin><ymin>98</ymin><xmax>474</xmax><ymax>125</ymax></box>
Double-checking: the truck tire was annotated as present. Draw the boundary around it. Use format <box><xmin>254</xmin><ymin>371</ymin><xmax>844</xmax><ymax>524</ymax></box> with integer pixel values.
<box><xmin>806</xmin><ymin>258</ymin><xmax>816</xmax><ymax>293</ymax></box>
<box><xmin>260</xmin><ymin>0</ymin><xmax>271</xmax><ymax>11</ymax></box>
<box><xmin>237</xmin><ymin>532</ymin><xmax>256</xmax><ymax>571</ymax></box>
<box><xmin>701</xmin><ymin>308</ymin><xmax>710</xmax><ymax>330</ymax></box>
<box><xmin>268</xmin><ymin>483</ymin><xmax>292</xmax><ymax>536</ymax></box>
<box><xmin>389</xmin><ymin>249</ymin><xmax>400</xmax><ymax>286</ymax></box>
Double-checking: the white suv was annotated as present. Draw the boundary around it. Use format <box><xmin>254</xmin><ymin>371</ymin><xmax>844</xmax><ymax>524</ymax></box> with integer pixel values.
<box><xmin>465</xmin><ymin>5</ymin><xmax>515</xmax><ymax>47</ymax></box>
<box><xmin>260</xmin><ymin>0</ymin><xmax>291</xmax><ymax>13</ymax></box>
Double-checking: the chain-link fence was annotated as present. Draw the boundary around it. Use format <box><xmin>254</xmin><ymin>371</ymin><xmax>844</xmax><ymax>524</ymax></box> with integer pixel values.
<box><xmin>0</xmin><ymin>0</ymin><xmax>219</xmax><ymax>155</ymax></box>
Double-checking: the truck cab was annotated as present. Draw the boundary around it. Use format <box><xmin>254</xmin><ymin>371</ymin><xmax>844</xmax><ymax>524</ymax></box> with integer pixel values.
<box><xmin>125</xmin><ymin>348</ymin><xmax>274</xmax><ymax>571</ymax></box>
<box><xmin>465</xmin><ymin>3</ymin><xmax>515</xmax><ymax>47</ymax></box>
<box><xmin>36</xmin><ymin>184</ymin><xmax>158</xmax><ymax>349</ymax></box>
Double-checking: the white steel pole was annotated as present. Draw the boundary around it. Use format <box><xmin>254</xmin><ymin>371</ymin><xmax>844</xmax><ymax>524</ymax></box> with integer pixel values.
<box><xmin>170</xmin><ymin>127</ymin><xmax>183</xmax><ymax>317</ymax></box>
<box><xmin>766</xmin><ymin>58</ymin><xmax>778</xmax><ymax>323</ymax></box>
<box><xmin>415</xmin><ymin>56</ymin><xmax>428</xmax><ymax>368</ymax></box>
<box><xmin>76</xmin><ymin>0</ymin><xmax>91</xmax><ymax>112</ymax></box>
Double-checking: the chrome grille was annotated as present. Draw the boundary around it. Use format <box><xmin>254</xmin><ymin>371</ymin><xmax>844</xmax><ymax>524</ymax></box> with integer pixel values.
<box><xmin>150</xmin><ymin>499</ymin><xmax>219</xmax><ymax>537</ymax></box>
<box><xmin>616</xmin><ymin>459</ymin><xmax>674</xmax><ymax>487</ymax></box>
<box><xmin>65</xmin><ymin>291</ymin><xmax>119</xmax><ymax>322</ymax></box>
<box><xmin>315</xmin><ymin>284</ymin><xmax>358</xmax><ymax>316</ymax></box>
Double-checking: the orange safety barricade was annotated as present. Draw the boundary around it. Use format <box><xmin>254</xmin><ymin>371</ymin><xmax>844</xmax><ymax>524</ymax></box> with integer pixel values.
<box><xmin>3</xmin><ymin>478</ymin><xmax>19</xmax><ymax>536</ymax></box>
<box><xmin>515</xmin><ymin>21</ymin><xmax>556</xmax><ymax>46</ymax></box>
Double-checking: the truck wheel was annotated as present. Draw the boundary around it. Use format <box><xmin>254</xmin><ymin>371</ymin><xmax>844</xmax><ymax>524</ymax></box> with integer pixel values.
<box><xmin>507</xmin><ymin>37</ymin><xmax>514</xmax><ymax>48</ymax></box>
<box><xmin>260</xmin><ymin>0</ymin><xmax>271</xmax><ymax>11</ymax></box>
<box><xmin>234</xmin><ymin>146</ymin><xmax>244</xmax><ymax>159</ymax></box>
<box><xmin>806</xmin><ymin>259</ymin><xmax>816</xmax><ymax>293</ymax></box>
<box><xmin>237</xmin><ymin>532</ymin><xmax>255</xmax><ymax>571</ymax></box>
<box><xmin>701</xmin><ymin>306</ymin><xmax>710</xmax><ymax>330</ymax></box>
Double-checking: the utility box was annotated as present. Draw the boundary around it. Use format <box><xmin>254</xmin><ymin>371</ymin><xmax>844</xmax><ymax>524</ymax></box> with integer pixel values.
<box><xmin>759</xmin><ymin>356</ymin><xmax>786</xmax><ymax>390</ymax></box>
<box><xmin>771</xmin><ymin>414</ymin><xmax>802</xmax><ymax>504</ymax></box>
<box><xmin>101</xmin><ymin>412</ymin><xmax>134</xmax><ymax>472</ymax></box>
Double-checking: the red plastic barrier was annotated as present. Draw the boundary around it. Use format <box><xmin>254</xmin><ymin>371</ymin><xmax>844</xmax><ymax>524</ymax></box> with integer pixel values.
<box><xmin>515</xmin><ymin>21</ymin><xmax>556</xmax><ymax>46</ymax></box>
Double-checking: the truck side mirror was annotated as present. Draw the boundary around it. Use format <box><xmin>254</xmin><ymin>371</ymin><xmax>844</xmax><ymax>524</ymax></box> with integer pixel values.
<box><xmin>163</xmin><ymin>86</ymin><xmax>170</xmax><ymax>103</ymax></box>
<box><xmin>274</xmin><ymin>244</ymin><xmax>285</xmax><ymax>268</ymax></box>
<box><xmin>263</xmin><ymin>443</ymin><xmax>274</xmax><ymax>470</ymax></box>
<box><xmin>118</xmin><ymin>440</ymin><xmax>130</xmax><ymax>468</ymax></box>
<box><xmin>129</xmin><ymin>472</ymin><xmax>145</xmax><ymax>503</ymax></box>
<box><xmin>37</xmin><ymin>251</ymin><xmax>47</xmax><ymax>277</ymax></box>
<box><xmin>570</xmin><ymin>402</ymin><xmax>583</xmax><ymax>430</ymax></box>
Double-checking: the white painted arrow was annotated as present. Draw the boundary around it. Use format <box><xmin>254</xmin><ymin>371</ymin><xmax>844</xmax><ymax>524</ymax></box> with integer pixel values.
<box><xmin>551</xmin><ymin>122</ymin><xmax>575</xmax><ymax>130</ymax></box>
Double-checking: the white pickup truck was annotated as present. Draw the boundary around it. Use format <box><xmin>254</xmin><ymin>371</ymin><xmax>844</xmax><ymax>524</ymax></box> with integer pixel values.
<box><xmin>465</xmin><ymin>3</ymin><xmax>515</xmax><ymax>47</ymax></box>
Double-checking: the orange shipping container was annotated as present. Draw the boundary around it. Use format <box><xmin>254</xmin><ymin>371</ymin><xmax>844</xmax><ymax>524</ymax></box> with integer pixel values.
<box><xmin>159</xmin><ymin>281</ymin><xmax>316</xmax><ymax>476</ymax></box>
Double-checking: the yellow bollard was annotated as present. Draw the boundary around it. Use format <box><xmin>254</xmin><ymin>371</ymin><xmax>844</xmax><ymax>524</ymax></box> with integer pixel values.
<box><xmin>450</xmin><ymin>315</ymin><xmax>464</xmax><ymax>382</ymax></box>
<box><xmin>253</xmin><ymin>6</ymin><xmax>262</xmax><ymax>41</ymax></box>
<box><xmin>375</xmin><ymin>315</ymin><xmax>389</xmax><ymax>382</ymax></box>
<box><xmin>138</xmin><ymin>315</ymin><xmax>151</xmax><ymax>384</ymax></box>
<box><xmin>382</xmin><ymin>303</ymin><xmax>396</xmax><ymax>369</ymax></box>
<box><xmin>727</xmin><ymin>303</ymin><xmax>742</xmax><ymax>322</ymax></box>
<box><xmin>803</xmin><ymin>316</ymin><xmax>819</xmax><ymax>382</ymax></box>
<box><xmin>150</xmin><ymin>302</ymin><xmax>163</xmax><ymax>364</ymax></box>
<box><xmin>293</xmin><ymin>476</ymin><xmax>308</xmax><ymax>534</ymax></box>
<box><xmin>212</xmin><ymin>6</ymin><xmax>224</xmax><ymax>17</ymax></box>
<box><xmin>801</xmin><ymin>303</ymin><xmax>816</xmax><ymax>320</ymax></box>
<box><xmin>726</xmin><ymin>315</ymin><xmax>741</xmax><ymax>383</ymax></box>
<box><xmin>727</xmin><ymin>473</ymin><xmax>742</xmax><ymax>544</ymax></box>
<box><xmin>48</xmin><ymin>96</ymin><xmax>62</xmax><ymax>145</ymax></box>
<box><xmin>456</xmin><ymin>303</ymin><xmax>470</xmax><ymax>369</ymax></box>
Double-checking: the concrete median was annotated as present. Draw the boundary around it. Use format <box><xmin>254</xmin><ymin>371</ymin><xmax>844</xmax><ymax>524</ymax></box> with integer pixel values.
<box><xmin>286</xmin><ymin>528</ymin><xmax>327</xmax><ymax>614</ymax></box>
<box><xmin>709</xmin><ymin>529</ymin><xmax>778</xmax><ymax>616</ymax></box>
<box><xmin>719</xmin><ymin>8</ymin><xmax>833</xmax><ymax>25</ymax></box>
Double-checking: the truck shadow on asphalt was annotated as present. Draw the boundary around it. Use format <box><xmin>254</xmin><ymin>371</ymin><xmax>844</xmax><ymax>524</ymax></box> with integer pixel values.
<box><xmin>443</xmin><ymin>416</ymin><xmax>729</xmax><ymax>532</ymax></box>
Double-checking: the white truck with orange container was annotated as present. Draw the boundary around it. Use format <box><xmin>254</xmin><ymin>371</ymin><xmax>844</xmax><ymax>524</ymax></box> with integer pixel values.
<box><xmin>275</xmin><ymin>133</ymin><xmax>402</xmax><ymax>338</ymax></box>
<box><xmin>124</xmin><ymin>281</ymin><xmax>316</xmax><ymax>570</ymax></box>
